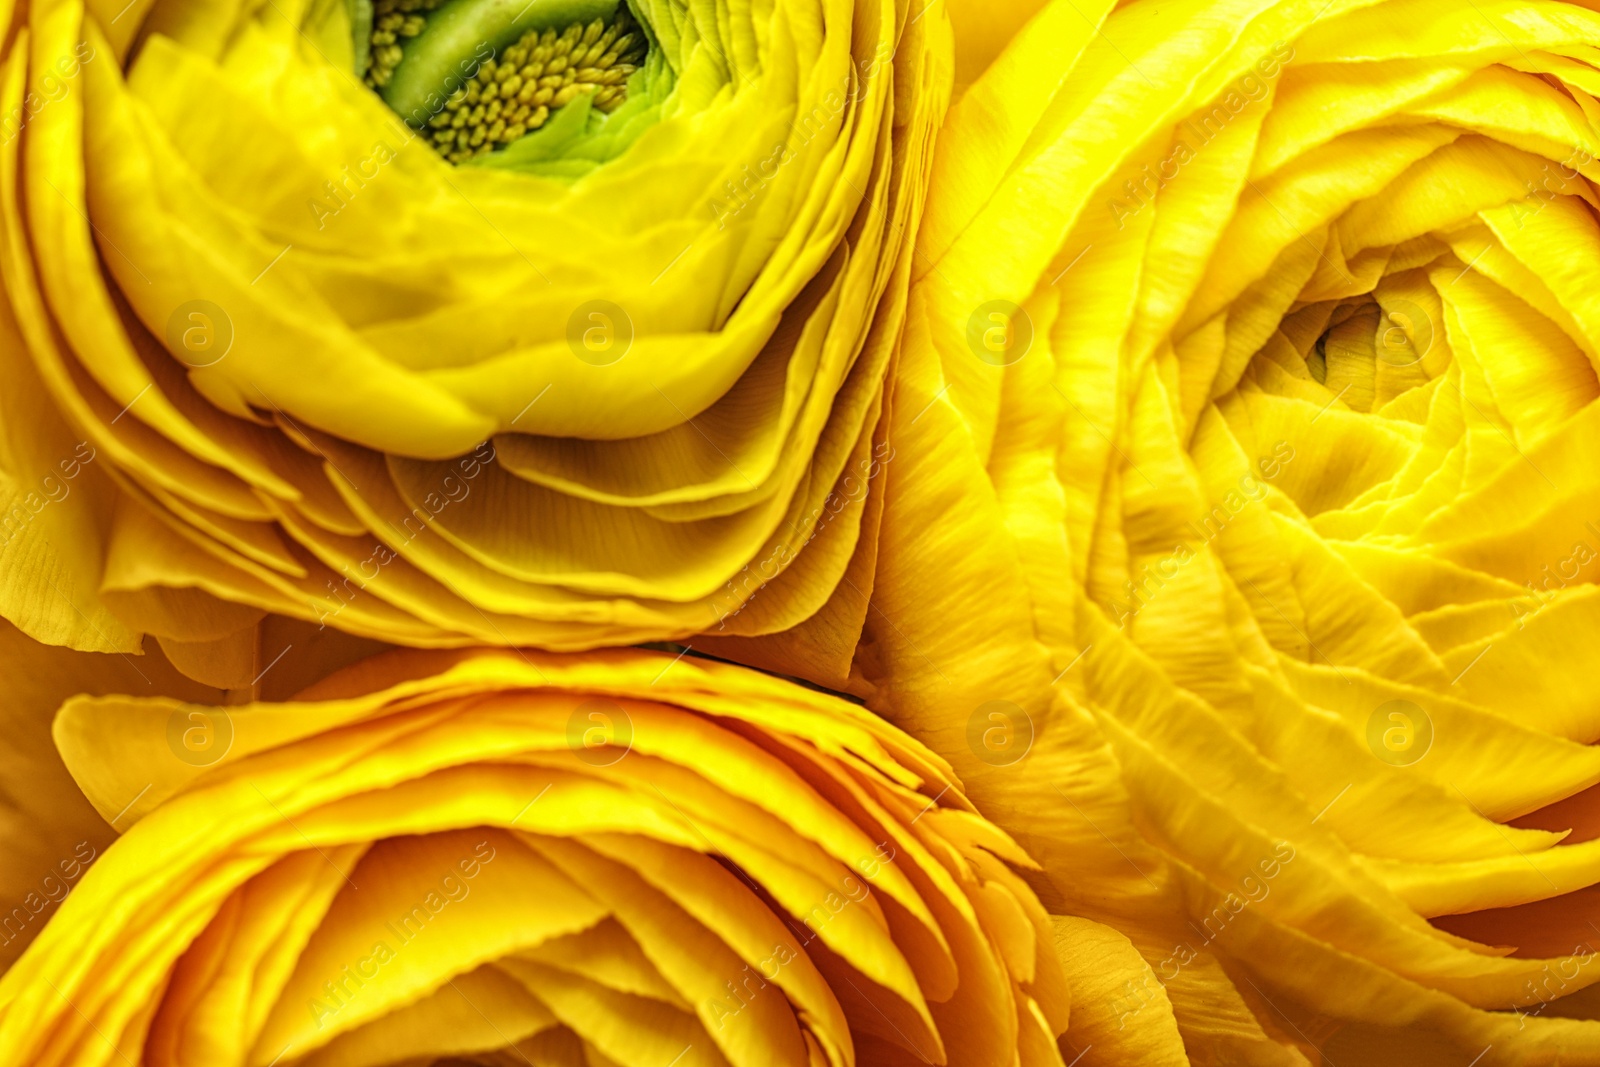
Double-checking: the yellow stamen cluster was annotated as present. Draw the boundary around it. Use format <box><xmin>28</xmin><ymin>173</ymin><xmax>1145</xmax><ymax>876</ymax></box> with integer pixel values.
<box><xmin>425</xmin><ymin>13</ymin><xmax>644</xmax><ymax>163</ymax></box>
<box><xmin>364</xmin><ymin>0</ymin><xmax>443</xmax><ymax>88</ymax></box>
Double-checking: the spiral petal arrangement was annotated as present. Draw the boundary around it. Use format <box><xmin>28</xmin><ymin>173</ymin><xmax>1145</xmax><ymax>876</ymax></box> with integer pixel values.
<box><xmin>844</xmin><ymin>0</ymin><xmax>1600</xmax><ymax>1060</ymax></box>
<box><xmin>0</xmin><ymin>0</ymin><xmax>946</xmax><ymax>654</ymax></box>
<box><xmin>0</xmin><ymin>646</ymin><xmax>1082</xmax><ymax>1066</ymax></box>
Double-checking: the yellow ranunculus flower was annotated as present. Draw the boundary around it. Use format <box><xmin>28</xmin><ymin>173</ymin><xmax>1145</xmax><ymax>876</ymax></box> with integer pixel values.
<box><xmin>819</xmin><ymin>0</ymin><xmax>1600</xmax><ymax>1061</ymax></box>
<box><xmin>0</xmin><ymin>0</ymin><xmax>948</xmax><ymax>656</ymax></box>
<box><xmin>0</xmin><ymin>621</ymin><xmax>227</xmax><ymax>972</ymax></box>
<box><xmin>0</xmin><ymin>642</ymin><xmax>1109</xmax><ymax>1065</ymax></box>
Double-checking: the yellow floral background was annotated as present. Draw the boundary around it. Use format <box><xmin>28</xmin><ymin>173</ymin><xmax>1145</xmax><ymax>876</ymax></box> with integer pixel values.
<box><xmin>7</xmin><ymin>0</ymin><xmax>1600</xmax><ymax>1062</ymax></box>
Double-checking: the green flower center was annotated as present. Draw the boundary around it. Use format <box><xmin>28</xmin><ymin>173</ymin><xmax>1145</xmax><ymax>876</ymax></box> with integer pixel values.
<box><xmin>360</xmin><ymin>0</ymin><xmax>646</xmax><ymax>163</ymax></box>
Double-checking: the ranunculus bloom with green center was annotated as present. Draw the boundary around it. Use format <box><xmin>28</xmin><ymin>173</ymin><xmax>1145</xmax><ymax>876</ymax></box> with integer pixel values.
<box><xmin>779</xmin><ymin>0</ymin><xmax>1600</xmax><ymax>1061</ymax></box>
<box><xmin>0</xmin><ymin>0</ymin><xmax>948</xmax><ymax>657</ymax></box>
<box><xmin>0</xmin><ymin>639</ymin><xmax>1102</xmax><ymax>1066</ymax></box>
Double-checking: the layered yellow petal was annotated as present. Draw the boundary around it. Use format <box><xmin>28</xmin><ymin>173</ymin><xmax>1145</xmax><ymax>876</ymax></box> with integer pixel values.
<box><xmin>0</xmin><ymin>646</ymin><xmax>1085</xmax><ymax>1065</ymax></box>
<box><xmin>0</xmin><ymin>0</ymin><xmax>951</xmax><ymax>653</ymax></box>
<box><xmin>819</xmin><ymin>0</ymin><xmax>1600</xmax><ymax>1060</ymax></box>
